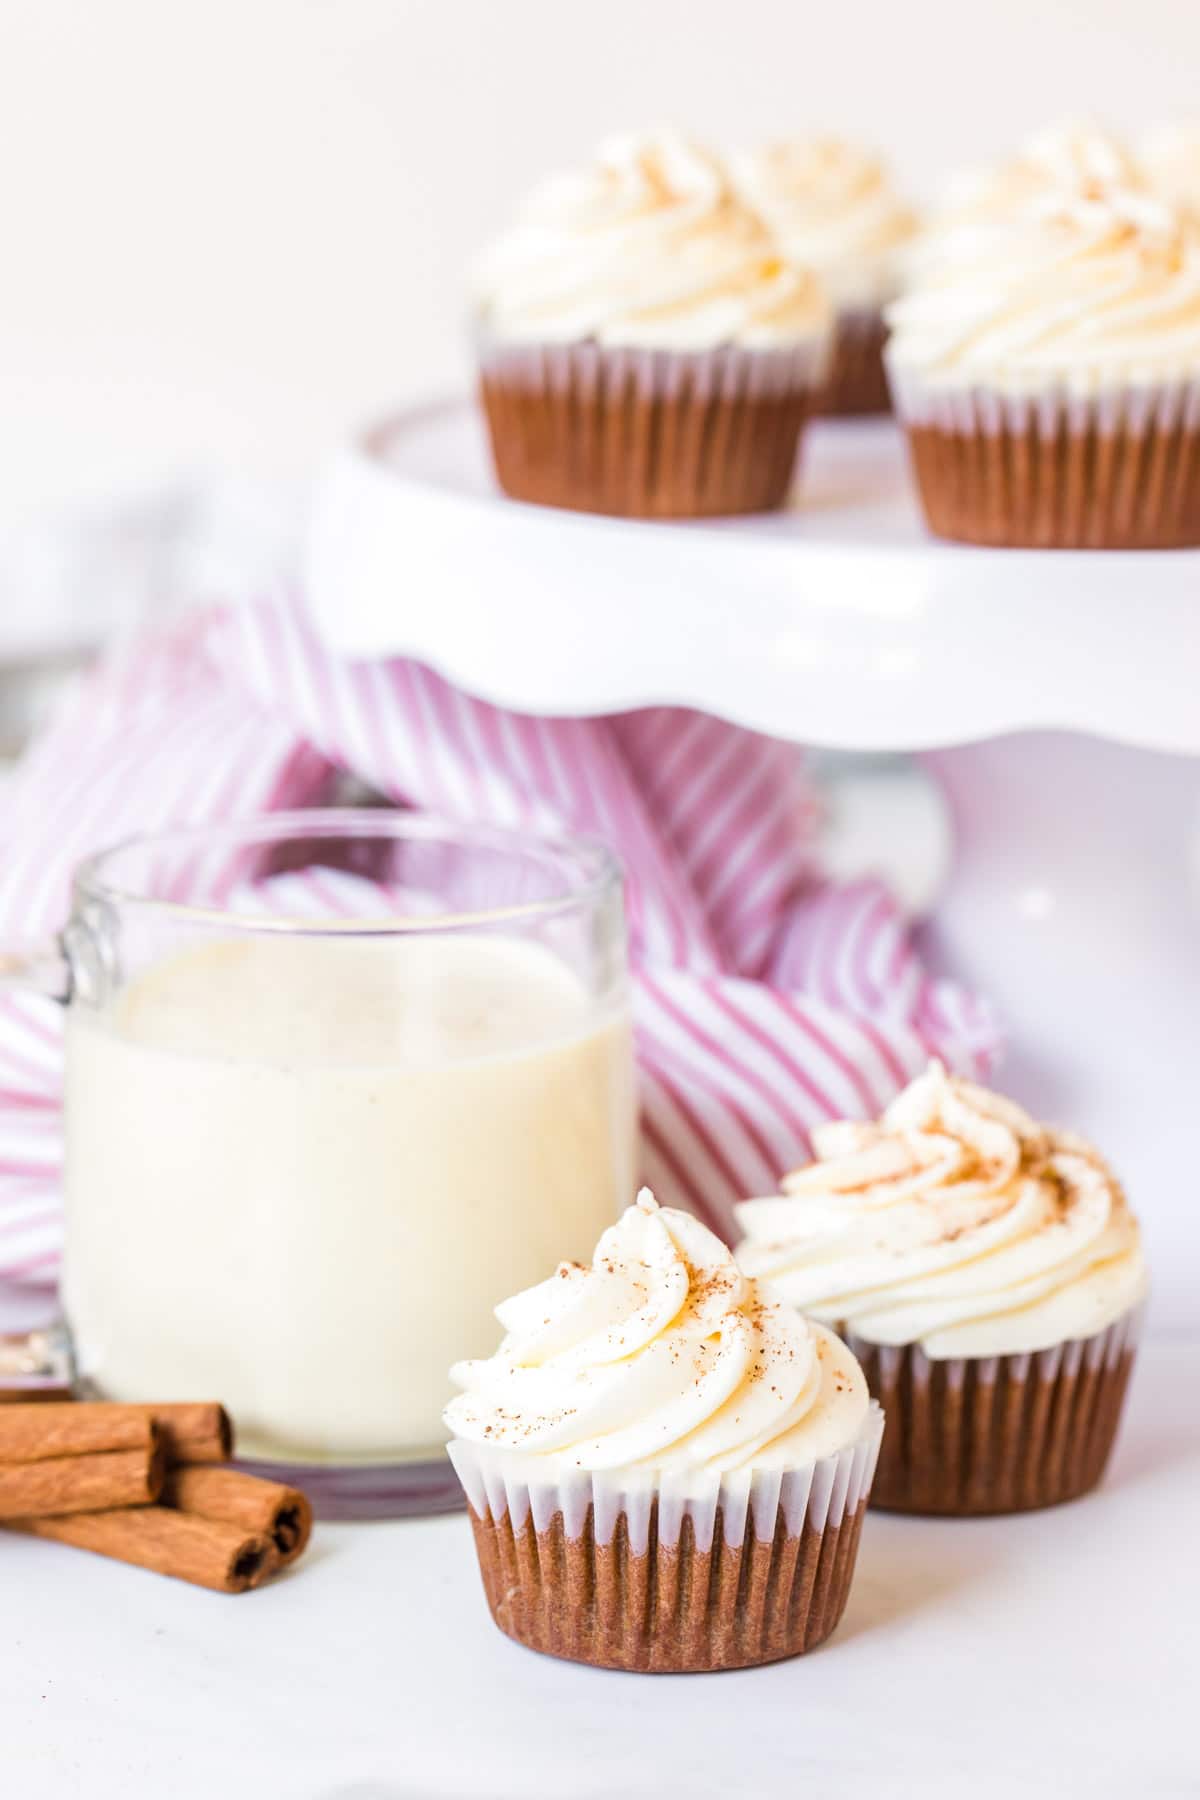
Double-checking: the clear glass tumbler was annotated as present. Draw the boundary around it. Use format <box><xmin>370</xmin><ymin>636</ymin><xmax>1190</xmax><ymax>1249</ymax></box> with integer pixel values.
<box><xmin>2</xmin><ymin>811</ymin><xmax>636</xmax><ymax>1516</ymax></box>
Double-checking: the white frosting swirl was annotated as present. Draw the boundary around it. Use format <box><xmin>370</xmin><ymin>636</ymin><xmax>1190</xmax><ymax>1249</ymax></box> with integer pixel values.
<box><xmin>887</xmin><ymin>183</ymin><xmax>1200</xmax><ymax>394</ymax></box>
<box><xmin>733</xmin><ymin>137</ymin><xmax>917</xmax><ymax>310</ymax></box>
<box><xmin>1141</xmin><ymin>122</ymin><xmax>1200</xmax><ymax>217</ymax></box>
<box><xmin>473</xmin><ymin>128</ymin><xmax>832</xmax><ymax>352</ymax></box>
<box><xmin>909</xmin><ymin>121</ymin><xmax>1147</xmax><ymax>277</ymax></box>
<box><xmin>903</xmin><ymin>121</ymin><xmax>1145</xmax><ymax>297</ymax></box>
<box><xmin>940</xmin><ymin>120</ymin><xmax>1143</xmax><ymax>224</ymax></box>
<box><xmin>735</xmin><ymin>1064</ymin><xmax>1147</xmax><ymax>1359</ymax></box>
<box><xmin>445</xmin><ymin>1188</ymin><xmax>868</xmax><ymax>1475</ymax></box>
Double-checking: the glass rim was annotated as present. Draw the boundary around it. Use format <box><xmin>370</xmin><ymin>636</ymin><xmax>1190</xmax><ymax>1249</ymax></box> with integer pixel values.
<box><xmin>71</xmin><ymin>809</ymin><xmax>624</xmax><ymax>935</ymax></box>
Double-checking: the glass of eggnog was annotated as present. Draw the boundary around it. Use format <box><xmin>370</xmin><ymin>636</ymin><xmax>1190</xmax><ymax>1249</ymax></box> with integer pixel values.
<box><xmin>27</xmin><ymin>812</ymin><xmax>635</xmax><ymax>1515</ymax></box>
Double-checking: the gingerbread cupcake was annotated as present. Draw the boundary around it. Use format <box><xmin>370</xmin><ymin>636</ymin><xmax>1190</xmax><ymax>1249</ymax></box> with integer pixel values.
<box><xmin>472</xmin><ymin>129</ymin><xmax>833</xmax><ymax>517</ymax></box>
<box><xmin>445</xmin><ymin>1189</ymin><xmax>882</xmax><ymax>1672</ymax></box>
<box><xmin>735</xmin><ymin>1064</ymin><xmax>1147</xmax><ymax>1516</ymax></box>
<box><xmin>734</xmin><ymin>136</ymin><xmax>917</xmax><ymax>414</ymax></box>
<box><xmin>886</xmin><ymin>182</ymin><xmax>1200</xmax><ymax>548</ymax></box>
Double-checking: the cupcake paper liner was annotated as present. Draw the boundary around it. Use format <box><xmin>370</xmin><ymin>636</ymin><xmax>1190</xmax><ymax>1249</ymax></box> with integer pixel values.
<box><xmin>887</xmin><ymin>369</ymin><xmax>1200</xmax><ymax>547</ymax></box>
<box><xmin>478</xmin><ymin>337</ymin><xmax>827</xmax><ymax>518</ymax></box>
<box><xmin>844</xmin><ymin>1309</ymin><xmax>1140</xmax><ymax>1517</ymax></box>
<box><xmin>820</xmin><ymin>308</ymin><xmax>892</xmax><ymax>417</ymax></box>
<box><xmin>448</xmin><ymin>1403</ymin><xmax>883</xmax><ymax>1673</ymax></box>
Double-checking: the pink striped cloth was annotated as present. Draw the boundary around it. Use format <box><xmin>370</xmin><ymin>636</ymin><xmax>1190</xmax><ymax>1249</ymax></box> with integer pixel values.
<box><xmin>0</xmin><ymin>590</ymin><xmax>998</xmax><ymax>1282</ymax></box>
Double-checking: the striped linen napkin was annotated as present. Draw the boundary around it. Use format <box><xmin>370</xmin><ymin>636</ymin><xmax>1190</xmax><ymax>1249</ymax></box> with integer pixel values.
<box><xmin>0</xmin><ymin>590</ymin><xmax>998</xmax><ymax>1282</ymax></box>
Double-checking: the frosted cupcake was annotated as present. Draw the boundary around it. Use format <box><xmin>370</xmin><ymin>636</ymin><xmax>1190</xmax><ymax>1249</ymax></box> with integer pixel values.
<box><xmin>446</xmin><ymin>1189</ymin><xmax>882</xmax><ymax>1672</ymax></box>
<box><xmin>736</xmin><ymin>1064</ymin><xmax>1147</xmax><ymax>1516</ymax></box>
<box><xmin>473</xmin><ymin>129</ymin><xmax>833</xmax><ymax>517</ymax></box>
<box><xmin>733</xmin><ymin>137</ymin><xmax>917</xmax><ymax>415</ymax></box>
<box><xmin>887</xmin><ymin>184</ymin><xmax>1200</xmax><ymax>548</ymax></box>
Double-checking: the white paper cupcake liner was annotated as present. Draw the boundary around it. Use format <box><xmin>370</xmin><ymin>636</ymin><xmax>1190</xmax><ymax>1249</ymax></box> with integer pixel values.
<box><xmin>887</xmin><ymin>365</ymin><xmax>1200</xmax><ymax>434</ymax></box>
<box><xmin>477</xmin><ymin>331</ymin><xmax>831</xmax><ymax>400</ymax></box>
<box><xmin>884</xmin><ymin>364</ymin><xmax>1200</xmax><ymax>546</ymax></box>
<box><xmin>844</xmin><ymin>1307</ymin><xmax>1142</xmax><ymax>1515</ymax></box>
<box><xmin>448</xmin><ymin>1404</ymin><xmax>883</xmax><ymax>1672</ymax></box>
<box><xmin>448</xmin><ymin>1400</ymin><xmax>883</xmax><ymax>1553</ymax></box>
<box><xmin>476</xmin><ymin>333</ymin><xmax>831</xmax><ymax>518</ymax></box>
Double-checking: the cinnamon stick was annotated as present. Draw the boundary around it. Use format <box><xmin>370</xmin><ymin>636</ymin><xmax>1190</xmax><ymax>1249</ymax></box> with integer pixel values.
<box><xmin>161</xmin><ymin>1465</ymin><xmax>313</xmax><ymax>1565</ymax></box>
<box><xmin>0</xmin><ymin>1401</ymin><xmax>231</xmax><ymax>1464</ymax></box>
<box><xmin>101</xmin><ymin>1402</ymin><xmax>233</xmax><ymax>1464</ymax></box>
<box><xmin>14</xmin><ymin>1506</ymin><xmax>277</xmax><ymax>1593</ymax></box>
<box><xmin>0</xmin><ymin>1386</ymin><xmax>74</xmax><ymax>1404</ymax></box>
<box><xmin>0</xmin><ymin>1440</ymin><xmax>165</xmax><ymax>1520</ymax></box>
<box><xmin>0</xmin><ymin>1404</ymin><xmax>157</xmax><ymax>1464</ymax></box>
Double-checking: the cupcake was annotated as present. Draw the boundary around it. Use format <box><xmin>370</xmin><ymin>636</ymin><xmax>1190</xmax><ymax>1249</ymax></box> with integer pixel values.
<box><xmin>886</xmin><ymin>183</ymin><xmax>1200</xmax><ymax>548</ymax></box>
<box><xmin>445</xmin><ymin>1189</ymin><xmax>882</xmax><ymax>1672</ymax></box>
<box><xmin>736</xmin><ymin>1064</ymin><xmax>1147</xmax><ymax>1516</ymax></box>
<box><xmin>472</xmin><ymin>129</ymin><xmax>833</xmax><ymax>518</ymax></box>
<box><xmin>733</xmin><ymin>137</ymin><xmax>917</xmax><ymax>415</ymax></box>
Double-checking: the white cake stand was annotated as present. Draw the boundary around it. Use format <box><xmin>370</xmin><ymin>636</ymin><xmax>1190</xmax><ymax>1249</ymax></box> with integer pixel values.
<box><xmin>305</xmin><ymin>401</ymin><xmax>1200</xmax><ymax>1333</ymax></box>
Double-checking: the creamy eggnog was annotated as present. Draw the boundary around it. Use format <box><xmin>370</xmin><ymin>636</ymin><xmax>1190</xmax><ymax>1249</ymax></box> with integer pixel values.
<box><xmin>63</xmin><ymin>932</ymin><xmax>635</xmax><ymax>1462</ymax></box>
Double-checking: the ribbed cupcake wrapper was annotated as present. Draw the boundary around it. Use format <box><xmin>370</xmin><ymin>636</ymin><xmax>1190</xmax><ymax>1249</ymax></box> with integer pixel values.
<box><xmin>844</xmin><ymin>1310</ymin><xmax>1140</xmax><ymax>1517</ymax></box>
<box><xmin>820</xmin><ymin>308</ymin><xmax>892</xmax><ymax>417</ymax></box>
<box><xmin>887</xmin><ymin>368</ymin><xmax>1200</xmax><ymax>547</ymax></box>
<box><xmin>448</xmin><ymin>1404</ymin><xmax>883</xmax><ymax>1673</ymax></box>
<box><xmin>478</xmin><ymin>338</ymin><xmax>828</xmax><ymax>519</ymax></box>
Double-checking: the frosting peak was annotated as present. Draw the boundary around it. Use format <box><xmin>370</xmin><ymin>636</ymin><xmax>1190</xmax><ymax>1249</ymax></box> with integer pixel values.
<box><xmin>904</xmin><ymin>120</ymin><xmax>1149</xmax><ymax>290</ymax></box>
<box><xmin>446</xmin><ymin>1188</ymin><xmax>867</xmax><ymax>1474</ymax></box>
<box><xmin>473</xmin><ymin>127</ymin><xmax>833</xmax><ymax>352</ymax></box>
<box><xmin>735</xmin><ymin>1064</ymin><xmax>1147</xmax><ymax>1359</ymax></box>
<box><xmin>1141</xmin><ymin>121</ymin><xmax>1200</xmax><ymax>218</ymax></box>
<box><xmin>733</xmin><ymin>136</ymin><xmax>917</xmax><ymax>309</ymax></box>
<box><xmin>1003</xmin><ymin>117</ymin><xmax>1145</xmax><ymax>198</ymax></box>
<box><xmin>927</xmin><ymin>120</ymin><xmax>1148</xmax><ymax>242</ymax></box>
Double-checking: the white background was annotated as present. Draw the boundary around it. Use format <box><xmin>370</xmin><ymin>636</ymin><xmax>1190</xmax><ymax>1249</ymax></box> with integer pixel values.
<box><xmin>2</xmin><ymin>0</ymin><xmax>1200</xmax><ymax>520</ymax></box>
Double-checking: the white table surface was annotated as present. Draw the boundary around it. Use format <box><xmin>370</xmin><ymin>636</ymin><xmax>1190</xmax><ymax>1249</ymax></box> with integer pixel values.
<box><xmin>2</xmin><ymin>1330</ymin><xmax>1197</xmax><ymax>1800</ymax></box>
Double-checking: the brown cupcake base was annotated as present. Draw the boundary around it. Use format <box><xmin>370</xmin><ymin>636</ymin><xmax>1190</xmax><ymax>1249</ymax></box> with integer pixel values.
<box><xmin>466</xmin><ymin>1496</ymin><xmax>867</xmax><ymax>1672</ymax></box>
<box><xmin>479</xmin><ymin>339</ymin><xmax>822</xmax><ymax>518</ymax></box>
<box><xmin>820</xmin><ymin>310</ymin><xmax>891</xmax><ymax>417</ymax></box>
<box><xmin>891</xmin><ymin>379</ymin><xmax>1200</xmax><ymax>547</ymax></box>
<box><xmin>847</xmin><ymin>1322</ymin><xmax>1137</xmax><ymax>1516</ymax></box>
